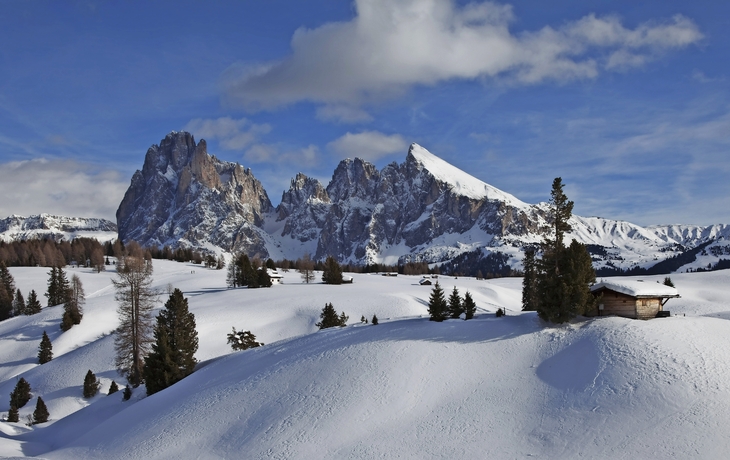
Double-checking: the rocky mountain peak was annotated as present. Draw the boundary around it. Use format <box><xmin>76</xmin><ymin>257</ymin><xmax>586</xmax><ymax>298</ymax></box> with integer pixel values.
<box><xmin>277</xmin><ymin>173</ymin><xmax>329</xmax><ymax>221</ymax></box>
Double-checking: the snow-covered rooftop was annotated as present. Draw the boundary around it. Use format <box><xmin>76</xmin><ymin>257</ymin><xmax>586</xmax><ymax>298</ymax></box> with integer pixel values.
<box><xmin>591</xmin><ymin>279</ymin><xmax>680</xmax><ymax>298</ymax></box>
<box><xmin>408</xmin><ymin>143</ymin><xmax>527</xmax><ymax>207</ymax></box>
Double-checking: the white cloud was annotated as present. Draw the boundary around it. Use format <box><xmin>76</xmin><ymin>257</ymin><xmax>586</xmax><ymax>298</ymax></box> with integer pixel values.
<box><xmin>224</xmin><ymin>0</ymin><xmax>702</xmax><ymax>109</ymax></box>
<box><xmin>315</xmin><ymin>105</ymin><xmax>374</xmax><ymax>124</ymax></box>
<box><xmin>327</xmin><ymin>131</ymin><xmax>408</xmax><ymax>161</ymax></box>
<box><xmin>184</xmin><ymin>117</ymin><xmax>271</xmax><ymax>151</ymax></box>
<box><xmin>0</xmin><ymin>159</ymin><xmax>128</xmax><ymax>221</ymax></box>
<box><xmin>244</xmin><ymin>143</ymin><xmax>321</xmax><ymax>167</ymax></box>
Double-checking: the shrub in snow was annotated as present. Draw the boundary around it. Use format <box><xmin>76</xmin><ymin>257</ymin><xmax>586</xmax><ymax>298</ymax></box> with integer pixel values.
<box><xmin>664</xmin><ymin>277</ymin><xmax>675</xmax><ymax>287</ymax></box>
<box><xmin>316</xmin><ymin>303</ymin><xmax>348</xmax><ymax>329</ymax></box>
<box><xmin>33</xmin><ymin>397</ymin><xmax>49</xmax><ymax>424</ymax></box>
<box><xmin>496</xmin><ymin>308</ymin><xmax>504</xmax><ymax>318</ymax></box>
<box><xmin>83</xmin><ymin>370</ymin><xmax>100</xmax><ymax>398</ymax></box>
<box><xmin>227</xmin><ymin>328</ymin><xmax>263</xmax><ymax>351</ymax></box>
<box><xmin>108</xmin><ymin>380</ymin><xmax>119</xmax><ymax>395</ymax></box>
<box><xmin>372</xmin><ymin>315</ymin><xmax>379</xmax><ymax>325</ymax></box>
<box><xmin>122</xmin><ymin>385</ymin><xmax>132</xmax><ymax>401</ymax></box>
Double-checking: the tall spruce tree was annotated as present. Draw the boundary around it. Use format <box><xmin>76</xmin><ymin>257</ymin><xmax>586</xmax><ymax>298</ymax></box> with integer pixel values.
<box><xmin>25</xmin><ymin>290</ymin><xmax>42</xmax><ymax>315</ymax></box>
<box><xmin>534</xmin><ymin>178</ymin><xmax>596</xmax><ymax>323</ymax></box>
<box><xmin>321</xmin><ymin>256</ymin><xmax>343</xmax><ymax>284</ymax></box>
<box><xmin>0</xmin><ymin>262</ymin><xmax>15</xmax><ymax>321</ymax></box>
<box><xmin>38</xmin><ymin>331</ymin><xmax>53</xmax><ymax>364</ymax></box>
<box><xmin>143</xmin><ymin>289</ymin><xmax>198</xmax><ymax>396</ymax></box>
<box><xmin>113</xmin><ymin>256</ymin><xmax>156</xmax><ymax>387</ymax></box>
<box><xmin>427</xmin><ymin>282</ymin><xmax>448</xmax><ymax>322</ymax></box>
<box><xmin>463</xmin><ymin>291</ymin><xmax>477</xmax><ymax>320</ymax></box>
<box><xmin>448</xmin><ymin>286</ymin><xmax>464</xmax><ymax>319</ymax></box>
<box><xmin>521</xmin><ymin>248</ymin><xmax>538</xmax><ymax>311</ymax></box>
<box><xmin>32</xmin><ymin>397</ymin><xmax>49</xmax><ymax>424</ymax></box>
<box><xmin>45</xmin><ymin>266</ymin><xmax>70</xmax><ymax>307</ymax></box>
<box><xmin>83</xmin><ymin>370</ymin><xmax>100</xmax><ymax>398</ymax></box>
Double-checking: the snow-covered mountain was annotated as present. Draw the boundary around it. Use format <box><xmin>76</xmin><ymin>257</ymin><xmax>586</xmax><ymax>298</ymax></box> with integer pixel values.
<box><xmin>0</xmin><ymin>214</ymin><xmax>117</xmax><ymax>243</ymax></box>
<box><xmin>116</xmin><ymin>131</ymin><xmax>730</xmax><ymax>274</ymax></box>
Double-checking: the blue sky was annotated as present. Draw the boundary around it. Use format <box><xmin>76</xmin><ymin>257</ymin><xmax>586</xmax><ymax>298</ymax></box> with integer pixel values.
<box><xmin>0</xmin><ymin>0</ymin><xmax>728</xmax><ymax>226</ymax></box>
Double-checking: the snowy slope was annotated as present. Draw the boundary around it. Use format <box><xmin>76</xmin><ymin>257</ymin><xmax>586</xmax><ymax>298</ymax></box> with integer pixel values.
<box><xmin>1</xmin><ymin>259</ymin><xmax>730</xmax><ymax>458</ymax></box>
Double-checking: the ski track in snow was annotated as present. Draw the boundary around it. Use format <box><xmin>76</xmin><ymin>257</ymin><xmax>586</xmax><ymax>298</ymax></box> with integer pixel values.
<box><xmin>0</xmin><ymin>260</ymin><xmax>729</xmax><ymax>458</ymax></box>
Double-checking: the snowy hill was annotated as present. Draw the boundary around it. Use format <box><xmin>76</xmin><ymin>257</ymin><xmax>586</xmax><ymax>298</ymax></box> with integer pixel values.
<box><xmin>2</xmin><ymin>260</ymin><xmax>730</xmax><ymax>458</ymax></box>
<box><xmin>0</xmin><ymin>214</ymin><xmax>117</xmax><ymax>243</ymax></box>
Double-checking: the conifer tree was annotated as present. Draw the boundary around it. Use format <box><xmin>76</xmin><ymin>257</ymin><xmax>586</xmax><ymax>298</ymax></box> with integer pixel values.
<box><xmin>448</xmin><ymin>286</ymin><xmax>463</xmax><ymax>319</ymax></box>
<box><xmin>316</xmin><ymin>303</ymin><xmax>347</xmax><ymax>329</ymax></box>
<box><xmin>83</xmin><ymin>370</ymin><xmax>100</xmax><ymax>398</ymax></box>
<box><xmin>255</xmin><ymin>267</ymin><xmax>272</xmax><ymax>288</ymax></box>
<box><xmin>10</xmin><ymin>378</ymin><xmax>32</xmax><ymax>409</ymax></box>
<box><xmin>108</xmin><ymin>380</ymin><xmax>119</xmax><ymax>395</ymax></box>
<box><xmin>38</xmin><ymin>331</ymin><xmax>53</xmax><ymax>364</ymax></box>
<box><xmin>0</xmin><ymin>262</ymin><xmax>15</xmax><ymax>321</ymax></box>
<box><xmin>33</xmin><ymin>397</ymin><xmax>49</xmax><ymax>424</ymax></box>
<box><xmin>427</xmin><ymin>282</ymin><xmax>448</xmax><ymax>322</ymax></box>
<box><xmin>61</xmin><ymin>274</ymin><xmax>84</xmax><ymax>331</ymax></box>
<box><xmin>25</xmin><ymin>290</ymin><xmax>42</xmax><ymax>315</ymax></box>
<box><xmin>45</xmin><ymin>266</ymin><xmax>70</xmax><ymax>307</ymax></box>
<box><xmin>360</xmin><ymin>315</ymin><xmax>367</xmax><ymax>323</ymax></box>
<box><xmin>143</xmin><ymin>289</ymin><xmax>199</xmax><ymax>396</ymax></box>
<box><xmin>663</xmin><ymin>277</ymin><xmax>675</xmax><ymax>287</ymax></box>
<box><xmin>122</xmin><ymin>385</ymin><xmax>132</xmax><ymax>401</ymax></box>
<box><xmin>13</xmin><ymin>289</ymin><xmax>25</xmax><ymax>317</ymax></box>
<box><xmin>227</xmin><ymin>328</ymin><xmax>263</xmax><ymax>351</ymax></box>
<box><xmin>521</xmin><ymin>248</ymin><xmax>538</xmax><ymax>311</ymax></box>
<box><xmin>463</xmin><ymin>291</ymin><xmax>477</xmax><ymax>320</ymax></box>
<box><xmin>7</xmin><ymin>405</ymin><xmax>19</xmax><ymax>423</ymax></box>
<box><xmin>321</xmin><ymin>256</ymin><xmax>343</xmax><ymax>284</ymax></box>
<box><xmin>371</xmin><ymin>314</ymin><xmax>379</xmax><ymax>325</ymax></box>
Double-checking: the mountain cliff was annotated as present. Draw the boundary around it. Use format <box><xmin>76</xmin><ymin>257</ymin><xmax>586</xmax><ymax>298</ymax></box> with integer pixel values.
<box><xmin>116</xmin><ymin>132</ymin><xmax>730</xmax><ymax>274</ymax></box>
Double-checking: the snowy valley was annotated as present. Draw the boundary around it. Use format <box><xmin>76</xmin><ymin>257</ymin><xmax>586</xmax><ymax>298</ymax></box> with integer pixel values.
<box><xmin>1</xmin><ymin>260</ymin><xmax>730</xmax><ymax>458</ymax></box>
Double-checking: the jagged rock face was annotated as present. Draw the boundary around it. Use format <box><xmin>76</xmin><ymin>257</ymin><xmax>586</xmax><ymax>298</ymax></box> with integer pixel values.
<box><xmin>279</xmin><ymin>145</ymin><xmax>541</xmax><ymax>263</ymax></box>
<box><xmin>117</xmin><ymin>132</ymin><xmax>273</xmax><ymax>256</ymax></box>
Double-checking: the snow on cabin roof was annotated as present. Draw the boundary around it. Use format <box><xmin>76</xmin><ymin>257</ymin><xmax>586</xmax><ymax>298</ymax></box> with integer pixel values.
<box><xmin>591</xmin><ymin>279</ymin><xmax>680</xmax><ymax>298</ymax></box>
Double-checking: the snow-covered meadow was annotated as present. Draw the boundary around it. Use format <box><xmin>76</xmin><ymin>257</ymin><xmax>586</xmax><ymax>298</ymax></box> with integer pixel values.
<box><xmin>1</xmin><ymin>260</ymin><xmax>730</xmax><ymax>459</ymax></box>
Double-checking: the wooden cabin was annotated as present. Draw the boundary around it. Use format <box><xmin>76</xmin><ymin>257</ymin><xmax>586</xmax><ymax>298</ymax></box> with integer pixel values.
<box><xmin>589</xmin><ymin>279</ymin><xmax>680</xmax><ymax>319</ymax></box>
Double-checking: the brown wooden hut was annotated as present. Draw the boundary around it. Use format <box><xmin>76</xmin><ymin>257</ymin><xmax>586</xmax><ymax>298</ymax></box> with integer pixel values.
<box><xmin>589</xmin><ymin>279</ymin><xmax>680</xmax><ymax>319</ymax></box>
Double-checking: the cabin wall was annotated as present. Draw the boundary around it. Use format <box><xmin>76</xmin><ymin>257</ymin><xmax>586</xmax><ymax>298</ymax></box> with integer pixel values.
<box><xmin>597</xmin><ymin>291</ymin><xmax>637</xmax><ymax>319</ymax></box>
<box><xmin>636</xmin><ymin>298</ymin><xmax>661</xmax><ymax>320</ymax></box>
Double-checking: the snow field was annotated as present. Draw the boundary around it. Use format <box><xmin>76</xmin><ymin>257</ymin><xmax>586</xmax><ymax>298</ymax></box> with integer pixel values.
<box><xmin>0</xmin><ymin>260</ymin><xmax>729</xmax><ymax>458</ymax></box>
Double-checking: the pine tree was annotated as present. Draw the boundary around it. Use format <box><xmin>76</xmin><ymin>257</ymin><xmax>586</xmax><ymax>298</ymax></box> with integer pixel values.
<box><xmin>0</xmin><ymin>262</ymin><xmax>15</xmax><ymax>321</ymax></box>
<box><xmin>255</xmin><ymin>267</ymin><xmax>272</xmax><ymax>288</ymax></box>
<box><xmin>316</xmin><ymin>303</ymin><xmax>347</xmax><ymax>329</ymax></box>
<box><xmin>113</xmin><ymin>256</ymin><xmax>156</xmax><ymax>387</ymax></box>
<box><xmin>463</xmin><ymin>291</ymin><xmax>477</xmax><ymax>320</ymax></box>
<box><xmin>534</xmin><ymin>178</ymin><xmax>596</xmax><ymax>323</ymax></box>
<box><xmin>122</xmin><ymin>385</ymin><xmax>132</xmax><ymax>401</ymax></box>
<box><xmin>427</xmin><ymin>282</ymin><xmax>448</xmax><ymax>322</ymax></box>
<box><xmin>61</xmin><ymin>274</ymin><xmax>84</xmax><ymax>331</ymax></box>
<box><xmin>372</xmin><ymin>314</ymin><xmax>379</xmax><ymax>325</ymax></box>
<box><xmin>226</xmin><ymin>256</ymin><xmax>240</xmax><ymax>288</ymax></box>
<box><xmin>321</xmin><ymin>256</ymin><xmax>343</xmax><ymax>284</ymax></box>
<box><xmin>13</xmin><ymin>289</ymin><xmax>25</xmax><ymax>317</ymax></box>
<box><xmin>10</xmin><ymin>378</ymin><xmax>32</xmax><ymax>409</ymax></box>
<box><xmin>108</xmin><ymin>380</ymin><xmax>119</xmax><ymax>395</ymax></box>
<box><xmin>38</xmin><ymin>331</ymin><xmax>53</xmax><ymax>364</ymax></box>
<box><xmin>521</xmin><ymin>248</ymin><xmax>538</xmax><ymax>311</ymax></box>
<box><xmin>7</xmin><ymin>405</ymin><xmax>19</xmax><ymax>423</ymax></box>
<box><xmin>360</xmin><ymin>315</ymin><xmax>367</xmax><ymax>323</ymax></box>
<box><xmin>83</xmin><ymin>370</ymin><xmax>100</xmax><ymax>398</ymax></box>
<box><xmin>25</xmin><ymin>290</ymin><xmax>42</xmax><ymax>315</ymax></box>
<box><xmin>45</xmin><ymin>266</ymin><xmax>70</xmax><ymax>307</ymax></box>
<box><xmin>448</xmin><ymin>286</ymin><xmax>463</xmax><ymax>319</ymax></box>
<box><xmin>227</xmin><ymin>328</ymin><xmax>263</xmax><ymax>351</ymax></box>
<box><xmin>143</xmin><ymin>289</ymin><xmax>199</xmax><ymax>396</ymax></box>
<box><xmin>664</xmin><ymin>277</ymin><xmax>675</xmax><ymax>287</ymax></box>
<box><xmin>32</xmin><ymin>397</ymin><xmax>49</xmax><ymax>424</ymax></box>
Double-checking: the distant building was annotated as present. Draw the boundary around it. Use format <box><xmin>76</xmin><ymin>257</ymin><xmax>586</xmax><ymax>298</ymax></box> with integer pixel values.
<box><xmin>589</xmin><ymin>280</ymin><xmax>680</xmax><ymax>319</ymax></box>
<box><xmin>268</xmin><ymin>269</ymin><xmax>283</xmax><ymax>285</ymax></box>
<box><xmin>343</xmin><ymin>275</ymin><xmax>354</xmax><ymax>284</ymax></box>
<box><xmin>419</xmin><ymin>277</ymin><xmax>432</xmax><ymax>286</ymax></box>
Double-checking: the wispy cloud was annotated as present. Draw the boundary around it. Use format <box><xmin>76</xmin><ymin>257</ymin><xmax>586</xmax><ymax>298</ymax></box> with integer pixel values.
<box><xmin>327</xmin><ymin>131</ymin><xmax>408</xmax><ymax>161</ymax></box>
<box><xmin>184</xmin><ymin>117</ymin><xmax>271</xmax><ymax>151</ymax></box>
<box><xmin>0</xmin><ymin>159</ymin><xmax>128</xmax><ymax>221</ymax></box>
<box><xmin>224</xmin><ymin>0</ymin><xmax>702</xmax><ymax>110</ymax></box>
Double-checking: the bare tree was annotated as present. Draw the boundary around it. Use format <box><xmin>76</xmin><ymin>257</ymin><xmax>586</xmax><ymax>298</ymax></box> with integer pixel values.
<box><xmin>298</xmin><ymin>253</ymin><xmax>316</xmax><ymax>284</ymax></box>
<box><xmin>113</xmin><ymin>256</ymin><xmax>156</xmax><ymax>387</ymax></box>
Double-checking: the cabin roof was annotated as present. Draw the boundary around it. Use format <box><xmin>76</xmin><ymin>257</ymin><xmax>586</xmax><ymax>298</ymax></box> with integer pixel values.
<box><xmin>591</xmin><ymin>279</ymin><xmax>680</xmax><ymax>298</ymax></box>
